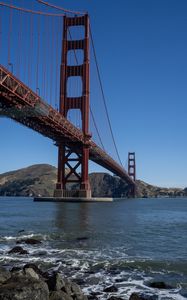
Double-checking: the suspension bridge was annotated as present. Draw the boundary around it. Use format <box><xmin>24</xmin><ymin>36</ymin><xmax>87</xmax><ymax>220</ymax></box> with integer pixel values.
<box><xmin>0</xmin><ymin>1</ymin><xmax>136</xmax><ymax>199</ymax></box>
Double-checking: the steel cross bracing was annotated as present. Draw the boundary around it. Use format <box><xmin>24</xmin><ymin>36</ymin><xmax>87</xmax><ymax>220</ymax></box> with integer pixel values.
<box><xmin>0</xmin><ymin>64</ymin><xmax>135</xmax><ymax>186</ymax></box>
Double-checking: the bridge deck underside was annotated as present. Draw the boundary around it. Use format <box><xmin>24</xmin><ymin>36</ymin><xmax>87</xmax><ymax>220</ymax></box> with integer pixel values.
<box><xmin>0</xmin><ymin>65</ymin><xmax>135</xmax><ymax>186</ymax></box>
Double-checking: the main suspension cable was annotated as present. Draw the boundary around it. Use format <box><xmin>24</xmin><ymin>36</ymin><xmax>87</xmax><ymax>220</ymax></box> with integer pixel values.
<box><xmin>37</xmin><ymin>0</ymin><xmax>86</xmax><ymax>16</ymax></box>
<box><xmin>0</xmin><ymin>2</ymin><xmax>65</xmax><ymax>16</ymax></box>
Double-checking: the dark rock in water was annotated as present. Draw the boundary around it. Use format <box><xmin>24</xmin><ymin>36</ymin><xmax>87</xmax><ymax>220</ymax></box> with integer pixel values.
<box><xmin>74</xmin><ymin>278</ymin><xmax>86</xmax><ymax>286</ymax></box>
<box><xmin>103</xmin><ymin>285</ymin><xmax>118</xmax><ymax>293</ymax></box>
<box><xmin>0</xmin><ymin>267</ymin><xmax>11</xmax><ymax>284</ymax></box>
<box><xmin>88</xmin><ymin>294</ymin><xmax>99</xmax><ymax>300</ymax></box>
<box><xmin>0</xmin><ymin>276</ymin><xmax>49</xmax><ymax>300</ymax></box>
<box><xmin>84</xmin><ymin>270</ymin><xmax>95</xmax><ymax>275</ymax></box>
<box><xmin>129</xmin><ymin>293</ymin><xmax>158</xmax><ymax>300</ymax></box>
<box><xmin>148</xmin><ymin>281</ymin><xmax>172</xmax><ymax>289</ymax></box>
<box><xmin>87</xmin><ymin>276</ymin><xmax>101</xmax><ymax>285</ymax></box>
<box><xmin>18</xmin><ymin>229</ymin><xmax>25</xmax><ymax>233</ymax></box>
<box><xmin>16</xmin><ymin>238</ymin><xmax>42</xmax><ymax>245</ymax></box>
<box><xmin>129</xmin><ymin>294</ymin><xmax>145</xmax><ymax>300</ymax></box>
<box><xmin>76</xmin><ymin>237</ymin><xmax>89</xmax><ymax>241</ymax></box>
<box><xmin>108</xmin><ymin>297</ymin><xmax>124</xmax><ymax>300</ymax></box>
<box><xmin>8</xmin><ymin>246</ymin><xmax>28</xmax><ymax>255</ymax></box>
<box><xmin>115</xmin><ymin>278</ymin><xmax>124</xmax><ymax>283</ymax></box>
<box><xmin>87</xmin><ymin>291</ymin><xmax>101</xmax><ymax>299</ymax></box>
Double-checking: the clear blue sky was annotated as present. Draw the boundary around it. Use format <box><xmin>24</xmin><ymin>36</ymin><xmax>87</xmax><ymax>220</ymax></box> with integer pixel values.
<box><xmin>1</xmin><ymin>0</ymin><xmax>187</xmax><ymax>188</ymax></box>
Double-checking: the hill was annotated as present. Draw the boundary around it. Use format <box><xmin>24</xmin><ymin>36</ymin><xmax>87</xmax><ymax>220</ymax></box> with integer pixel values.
<box><xmin>0</xmin><ymin>164</ymin><xmax>185</xmax><ymax>198</ymax></box>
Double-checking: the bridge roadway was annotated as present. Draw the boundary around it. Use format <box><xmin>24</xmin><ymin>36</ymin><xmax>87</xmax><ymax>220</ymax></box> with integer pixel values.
<box><xmin>0</xmin><ymin>64</ymin><xmax>135</xmax><ymax>186</ymax></box>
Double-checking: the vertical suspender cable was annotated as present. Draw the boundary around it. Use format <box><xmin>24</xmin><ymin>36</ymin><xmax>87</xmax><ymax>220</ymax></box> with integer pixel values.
<box><xmin>36</xmin><ymin>14</ymin><xmax>40</xmax><ymax>94</ymax></box>
<box><xmin>89</xmin><ymin>25</ymin><xmax>123</xmax><ymax>166</ymax></box>
<box><xmin>8</xmin><ymin>1</ymin><xmax>13</xmax><ymax>71</ymax></box>
<box><xmin>28</xmin><ymin>4</ymin><xmax>34</xmax><ymax>87</ymax></box>
<box><xmin>17</xmin><ymin>11</ymin><xmax>22</xmax><ymax>78</ymax></box>
<box><xmin>43</xmin><ymin>16</ymin><xmax>47</xmax><ymax>100</ymax></box>
<box><xmin>0</xmin><ymin>8</ymin><xmax>2</xmax><ymax>64</ymax></box>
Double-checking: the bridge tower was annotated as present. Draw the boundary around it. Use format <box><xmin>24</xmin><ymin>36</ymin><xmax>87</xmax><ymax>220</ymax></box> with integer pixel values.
<box><xmin>128</xmin><ymin>152</ymin><xmax>136</xmax><ymax>197</ymax></box>
<box><xmin>54</xmin><ymin>14</ymin><xmax>91</xmax><ymax>198</ymax></box>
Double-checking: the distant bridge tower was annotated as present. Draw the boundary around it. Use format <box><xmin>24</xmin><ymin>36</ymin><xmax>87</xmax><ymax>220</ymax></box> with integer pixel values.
<box><xmin>54</xmin><ymin>14</ymin><xmax>91</xmax><ymax>198</ymax></box>
<box><xmin>128</xmin><ymin>152</ymin><xmax>136</xmax><ymax>181</ymax></box>
<box><xmin>128</xmin><ymin>152</ymin><xmax>136</xmax><ymax>197</ymax></box>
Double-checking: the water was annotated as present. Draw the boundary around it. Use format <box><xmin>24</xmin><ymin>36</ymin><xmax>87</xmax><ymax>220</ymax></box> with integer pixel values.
<box><xmin>0</xmin><ymin>197</ymin><xmax>186</xmax><ymax>299</ymax></box>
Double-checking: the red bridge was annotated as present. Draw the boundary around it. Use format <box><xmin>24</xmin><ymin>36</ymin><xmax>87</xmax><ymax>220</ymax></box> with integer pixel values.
<box><xmin>0</xmin><ymin>1</ymin><xmax>136</xmax><ymax>198</ymax></box>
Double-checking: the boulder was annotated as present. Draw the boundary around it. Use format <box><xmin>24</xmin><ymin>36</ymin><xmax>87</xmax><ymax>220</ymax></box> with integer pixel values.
<box><xmin>108</xmin><ymin>297</ymin><xmax>124</xmax><ymax>300</ymax></box>
<box><xmin>62</xmin><ymin>279</ymin><xmax>88</xmax><ymax>300</ymax></box>
<box><xmin>129</xmin><ymin>293</ymin><xmax>158</xmax><ymax>300</ymax></box>
<box><xmin>23</xmin><ymin>263</ymin><xmax>45</xmax><ymax>277</ymax></box>
<box><xmin>148</xmin><ymin>281</ymin><xmax>172</xmax><ymax>289</ymax></box>
<box><xmin>87</xmin><ymin>294</ymin><xmax>98</xmax><ymax>300</ymax></box>
<box><xmin>0</xmin><ymin>266</ymin><xmax>87</xmax><ymax>300</ymax></box>
<box><xmin>129</xmin><ymin>294</ymin><xmax>146</xmax><ymax>300</ymax></box>
<box><xmin>16</xmin><ymin>238</ymin><xmax>42</xmax><ymax>245</ymax></box>
<box><xmin>8</xmin><ymin>246</ymin><xmax>28</xmax><ymax>255</ymax></box>
<box><xmin>0</xmin><ymin>276</ymin><xmax>49</xmax><ymax>300</ymax></box>
<box><xmin>49</xmin><ymin>291</ymin><xmax>73</xmax><ymax>300</ymax></box>
<box><xmin>24</xmin><ymin>267</ymin><xmax>40</xmax><ymax>280</ymax></box>
<box><xmin>0</xmin><ymin>267</ymin><xmax>11</xmax><ymax>284</ymax></box>
<box><xmin>104</xmin><ymin>285</ymin><xmax>118</xmax><ymax>293</ymax></box>
<box><xmin>47</xmin><ymin>272</ymin><xmax>65</xmax><ymax>291</ymax></box>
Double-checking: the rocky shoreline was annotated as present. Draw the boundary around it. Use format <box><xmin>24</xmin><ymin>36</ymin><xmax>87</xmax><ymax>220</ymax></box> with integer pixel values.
<box><xmin>0</xmin><ymin>238</ymin><xmax>180</xmax><ymax>300</ymax></box>
<box><xmin>0</xmin><ymin>264</ymin><xmax>174</xmax><ymax>300</ymax></box>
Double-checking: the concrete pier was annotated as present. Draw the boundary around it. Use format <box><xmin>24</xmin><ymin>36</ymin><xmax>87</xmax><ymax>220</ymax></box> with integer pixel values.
<box><xmin>34</xmin><ymin>197</ymin><xmax>113</xmax><ymax>203</ymax></box>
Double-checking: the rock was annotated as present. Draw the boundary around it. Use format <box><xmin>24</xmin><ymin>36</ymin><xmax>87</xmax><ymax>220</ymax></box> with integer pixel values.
<box><xmin>10</xmin><ymin>268</ymin><xmax>25</xmax><ymax>277</ymax></box>
<box><xmin>8</xmin><ymin>246</ymin><xmax>28</xmax><ymax>255</ymax></box>
<box><xmin>129</xmin><ymin>293</ymin><xmax>158</xmax><ymax>300</ymax></box>
<box><xmin>103</xmin><ymin>285</ymin><xmax>118</xmax><ymax>293</ymax></box>
<box><xmin>129</xmin><ymin>294</ymin><xmax>144</xmax><ymax>300</ymax></box>
<box><xmin>0</xmin><ymin>276</ymin><xmax>49</xmax><ymax>300</ymax></box>
<box><xmin>16</xmin><ymin>238</ymin><xmax>42</xmax><ymax>245</ymax></box>
<box><xmin>76</xmin><ymin>237</ymin><xmax>89</xmax><ymax>241</ymax></box>
<box><xmin>61</xmin><ymin>279</ymin><xmax>87</xmax><ymax>300</ymax></box>
<box><xmin>87</xmin><ymin>291</ymin><xmax>101</xmax><ymax>299</ymax></box>
<box><xmin>74</xmin><ymin>278</ymin><xmax>85</xmax><ymax>286</ymax></box>
<box><xmin>87</xmin><ymin>276</ymin><xmax>100</xmax><ymax>285</ymax></box>
<box><xmin>148</xmin><ymin>281</ymin><xmax>172</xmax><ymax>289</ymax></box>
<box><xmin>71</xmin><ymin>281</ymin><xmax>83</xmax><ymax>295</ymax></box>
<box><xmin>11</xmin><ymin>266</ymin><xmax>22</xmax><ymax>273</ymax></box>
<box><xmin>62</xmin><ymin>278</ymin><xmax>72</xmax><ymax>295</ymax></box>
<box><xmin>0</xmin><ymin>266</ymin><xmax>87</xmax><ymax>300</ymax></box>
<box><xmin>87</xmin><ymin>292</ymin><xmax>98</xmax><ymax>300</ymax></box>
<box><xmin>49</xmin><ymin>291</ymin><xmax>73</xmax><ymax>300</ymax></box>
<box><xmin>0</xmin><ymin>267</ymin><xmax>11</xmax><ymax>284</ymax></box>
<box><xmin>47</xmin><ymin>272</ymin><xmax>65</xmax><ymax>291</ymax></box>
<box><xmin>108</xmin><ymin>297</ymin><xmax>124</xmax><ymax>300</ymax></box>
<box><xmin>87</xmin><ymin>296</ymin><xmax>98</xmax><ymax>300</ymax></box>
<box><xmin>24</xmin><ymin>267</ymin><xmax>40</xmax><ymax>280</ymax></box>
<box><xmin>23</xmin><ymin>263</ymin><xmax>44</xmax><ymax>277</ymax></box>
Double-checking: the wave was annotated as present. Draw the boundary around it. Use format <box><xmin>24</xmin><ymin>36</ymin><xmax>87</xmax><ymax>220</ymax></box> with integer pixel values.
<box><xmin>0</xmin><ymin>233</ymin><xmax>186</xmax><ymax>300</ymax></box>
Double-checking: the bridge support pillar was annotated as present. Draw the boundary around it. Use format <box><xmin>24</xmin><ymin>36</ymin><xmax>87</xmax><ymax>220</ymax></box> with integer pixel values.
<box><xmin>54</xmin><ymin>14</ymin><xmax>91</xmax><ymax>198</ymax></box>
<box><xmin>127</xmin><ymin>152</ymin><xmax>136</xmax><ymax>198</ymax></box>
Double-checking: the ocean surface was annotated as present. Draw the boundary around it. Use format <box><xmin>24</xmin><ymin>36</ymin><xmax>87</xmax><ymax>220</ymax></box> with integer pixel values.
<box><xmin>0</xmin><ymin>197</ymin><xmax>186</xmax><ymax>299</ymax></box>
